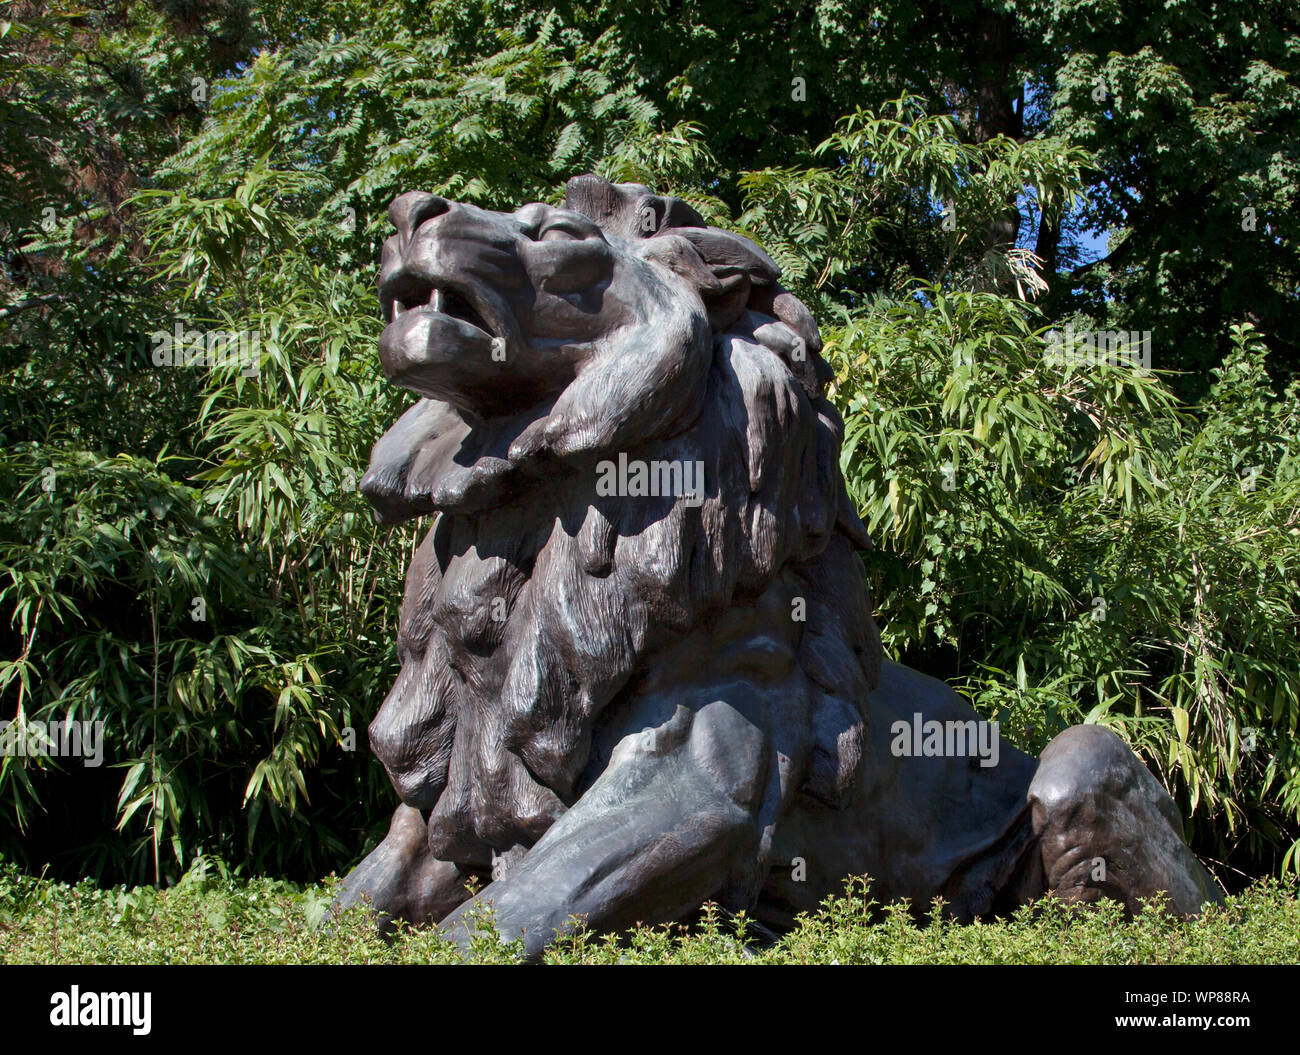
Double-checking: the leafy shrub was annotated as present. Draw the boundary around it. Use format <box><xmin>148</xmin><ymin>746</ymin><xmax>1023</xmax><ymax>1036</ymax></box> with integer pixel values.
<box><xmin>2</xmin><ymin>859</ymin><xmax>1296</xmax><ymax>965</ymax></box>
<box><xmin>832</xmin><ymin>304</ymin><xmax>1300</xmax><ymax>879</ymax></box>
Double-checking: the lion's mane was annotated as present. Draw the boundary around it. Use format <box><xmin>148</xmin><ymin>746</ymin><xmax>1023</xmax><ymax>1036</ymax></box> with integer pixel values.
<box><xmin>361</xmin><ymin>175</ymin><xmax>883</xmax><ymax>868</ymax></box>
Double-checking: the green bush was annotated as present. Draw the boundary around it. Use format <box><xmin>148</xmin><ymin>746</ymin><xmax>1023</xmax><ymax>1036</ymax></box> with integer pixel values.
<box><xmin>2</xmin><ymin>859</ymin><xmax>1296</xmax><ymax>965</ymax></box>
<box><xmin>830</xmin><ymin>304</ymin><xmax>1300</xmax><ymax>878</ymax></box>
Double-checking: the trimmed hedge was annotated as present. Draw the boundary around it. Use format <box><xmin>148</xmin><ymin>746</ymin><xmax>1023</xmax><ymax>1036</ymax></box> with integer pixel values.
<box><xmin>2</xmin><ymin>861</ymin><xmax>1296</xmax><ymax>965</ymax></box>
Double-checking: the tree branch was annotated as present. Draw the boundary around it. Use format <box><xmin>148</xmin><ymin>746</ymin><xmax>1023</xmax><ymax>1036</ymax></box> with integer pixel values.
<box><xmin>0</xmin><ymin>293</ymin><xmax>67</xmax><ymax>321</ymax></box>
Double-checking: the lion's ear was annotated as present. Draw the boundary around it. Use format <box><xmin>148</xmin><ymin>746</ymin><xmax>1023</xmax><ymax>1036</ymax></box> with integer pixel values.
<box><xmin>652</xmin><ymin>227</ymin><xmax>782</xmax><ymax>333</ymax></box>
<box><xmin>638</xmin><ymin>235</ymin><xmax>722</xmax><ymax>296</ymax></box>
<box><xmin>672</xmin><ymin>227</ymin><xmax>780</xmax><ymax>286</ymax></box>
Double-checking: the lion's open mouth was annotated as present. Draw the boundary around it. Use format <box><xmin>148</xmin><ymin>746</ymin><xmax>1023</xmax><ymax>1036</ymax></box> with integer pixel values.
<box><xmin>385</xmin><ymin>277</ymin><xmax>495</xmax><ymax>339</ymax></box>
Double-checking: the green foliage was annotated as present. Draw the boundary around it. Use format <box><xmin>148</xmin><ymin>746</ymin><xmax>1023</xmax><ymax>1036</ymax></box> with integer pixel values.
<box><xmin>2</xmin><ymin>0</ymin><xmax>1297</xmax><ymax>894</ymax></box>
<box><xmin>738</xmin><ymin>99</ymin><xmax>1088</xmax><ymax>305</ymax></box>
<box><xmin>1035</xmin><ymin>1</ymin><xmax>1300</xmax><ymax>394</ymax></box>
<box><xmin>3</xmin><ymin>860</ymin><xmax>1297</xmax><ymax>964</ymax></box>
<box><xmin>0</xmin><ymin>140</ymin><xmax>417</xmax><ymax>881</ymax></box>
<box><xmin>832</xmin><ymin>303</ymin><xmax>1300</xmax><ymax>877</ymax></box>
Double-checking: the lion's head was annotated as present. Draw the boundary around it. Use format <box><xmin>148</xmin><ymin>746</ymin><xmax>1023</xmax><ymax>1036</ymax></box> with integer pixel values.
<box><xmin>361</xmin><ymin>176</ymin><xmax>881</xmax><ymax>869</ymax></box>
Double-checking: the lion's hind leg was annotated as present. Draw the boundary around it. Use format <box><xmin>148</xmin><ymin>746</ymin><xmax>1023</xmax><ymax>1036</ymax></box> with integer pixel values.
<box><xmin>1027</xmin><ymin>724</ymin><xmax>1223</xmax><ymax>917</ymax></box>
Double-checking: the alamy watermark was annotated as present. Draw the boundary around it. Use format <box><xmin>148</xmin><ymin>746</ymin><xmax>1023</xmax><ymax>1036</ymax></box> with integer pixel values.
<box><xmin>890</xmin><ymin>712</ymin><xmax>1000</xmax><ymax>768</ymax></box>
<box><xmin>50</xmin><ymin>986</ymin><xmax>150</xmax><ymax>1035</ymax></box>
<box><xmin>1044</xmin><ymin>325</ymin><xmax>1151</xmax><ymax>372</ymax></box>
<box><xmin>595</xmin><ymin>453</ymin><xmax>705</xmax><ymax>508</ymax></box>
<box><xmin>0</xmin><ymin>716</ymin><xmax>104</xmax><ymax>767</ymax></box>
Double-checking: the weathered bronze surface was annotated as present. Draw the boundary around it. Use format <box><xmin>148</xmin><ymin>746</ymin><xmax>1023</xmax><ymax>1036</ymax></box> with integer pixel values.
<box><xmin>333</xmin><ymin>175</ymin><xmax>1221</xmax><ymax>959</ymax></box>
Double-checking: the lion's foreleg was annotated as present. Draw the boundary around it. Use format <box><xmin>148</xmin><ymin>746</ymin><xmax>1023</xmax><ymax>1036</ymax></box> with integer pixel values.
<box><xmin>332</xmin><ymin>804</ymin><xmax>475</xmax><ymax>936</ymax></box>
<box><xmin>439</xmin><ymin>700</ymin><xmax>772</xmax><ymax>961</ymax></box>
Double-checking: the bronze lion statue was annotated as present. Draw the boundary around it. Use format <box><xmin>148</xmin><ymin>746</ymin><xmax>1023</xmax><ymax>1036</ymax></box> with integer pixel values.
<box><xmin>332</xmin><ymin>175</ymin><xmax>1222</xmax><ymax>959</ymax></box>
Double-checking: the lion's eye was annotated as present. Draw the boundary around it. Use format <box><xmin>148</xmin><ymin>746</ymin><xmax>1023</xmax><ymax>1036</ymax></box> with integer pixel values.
<box><xmin>538</xmin><ymin>223</ymin><xmax>583</xmax><ymax>242</ymax></box>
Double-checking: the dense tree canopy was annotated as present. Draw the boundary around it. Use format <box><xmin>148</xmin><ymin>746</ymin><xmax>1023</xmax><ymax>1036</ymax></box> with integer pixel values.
<box><xmin>2</xmin><ymin>0</ymin><xmax>1297</xmax><ymax>889</ymax></box>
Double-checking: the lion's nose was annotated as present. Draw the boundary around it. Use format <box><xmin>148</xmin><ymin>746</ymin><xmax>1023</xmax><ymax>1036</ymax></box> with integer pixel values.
<box><xmin>389</xmin><ymin>192</ymin><xmax>452</xmax><ymax>247</ymax></box>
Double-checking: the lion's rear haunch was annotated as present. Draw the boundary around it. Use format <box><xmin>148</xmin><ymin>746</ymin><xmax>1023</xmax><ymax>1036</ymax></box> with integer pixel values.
<box><xmin>359</xmin><ymin>175</ymin><xmax>882</xmax><ymax>869</ymax></box>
